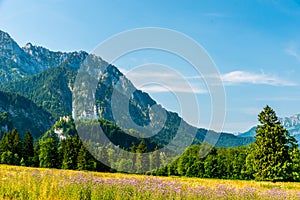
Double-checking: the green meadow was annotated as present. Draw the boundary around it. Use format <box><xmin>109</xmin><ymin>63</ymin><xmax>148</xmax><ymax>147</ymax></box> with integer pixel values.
<box><xmin>0</xmin><ymin>165</ymin><xmax>300</xmax><ymax>200</ymax></box>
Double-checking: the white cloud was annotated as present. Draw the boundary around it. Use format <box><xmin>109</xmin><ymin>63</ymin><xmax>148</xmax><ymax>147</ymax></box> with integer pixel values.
<box><xmin>120</xmin><ymin>67</ymin><xmax>296</xmax><ymax>90</ymax></box>
<box><xmin>285</xmin><ymin>47</ymin><xmax>300</xmax><ymax>63</ymax></box>
<box><xmin>221</xmin><ymin>70</ymin><xmax>296</xmax><ymax>86</ymax></box>
<box><xmin>119</xmin><ymin>68</ymin><xmax>207</xmax><ymax>94</ymax></box>
<box><xmin>140</xmin><ymin>84</ymin><xmax>207</xmax><ymax>94</ymax></box>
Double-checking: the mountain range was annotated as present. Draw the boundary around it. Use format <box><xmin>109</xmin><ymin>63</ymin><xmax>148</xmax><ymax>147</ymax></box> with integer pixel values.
<box><xmin>239</xmin><ymin>114</ymin><xmax>300</xmax><ymax>143</ymax></box>
<box><xmin>0</xmin><ymin>29</ymin><xmax>282</xmax><ymax>147</ymax></box>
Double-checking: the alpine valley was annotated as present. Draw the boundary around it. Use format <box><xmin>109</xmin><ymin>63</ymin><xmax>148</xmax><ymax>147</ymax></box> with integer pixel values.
<box><xmin>0</xmin><ymin>29</ymin><xmax>292</xmax><ymax>147</ymax></box>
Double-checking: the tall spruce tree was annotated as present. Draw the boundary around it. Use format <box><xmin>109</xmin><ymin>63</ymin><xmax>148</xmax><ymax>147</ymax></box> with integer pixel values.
<box><xmin>61</xmin><ymin>137</ymin><xmax>77</xmax><ymax>170</ymax></box>
<box><xmin>11</xmin><ymin>129</ymin><xmax>22</xmax><ymax>157</ymax></box>
<box><xmin>39</xmin><ymin>136</ymin><xmax>58</xmax><ymax>168</ymax></box>
<box><xmin>135</xmin><ymin>141</ymin><xmax>149</xmax><ymax>173</ymax></box>
<box><xmin>23</xmin><ymin>131</ymin><xmax>34</xmax><ymax>165</ymax></box>
<box><xmin>0</xmin><ymin>129</ymin><xmax>22</xmax><ymax>165</ymax></box>
<box><xmin>150</xmin><ymin>146</ymin><xmax>160</xmax><ymax>171</ymax></box>
<box><xmin>253</xmin><ymin>105</ymin><xmax>297</xmax><ymax>181</ymax></box>
<box><xmin>77</xmin><ymin>144</ymin><xmax>94</xmax><ymax>171</ymax></box>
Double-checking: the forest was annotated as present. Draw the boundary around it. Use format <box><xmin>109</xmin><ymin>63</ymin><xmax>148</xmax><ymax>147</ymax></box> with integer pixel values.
<box><xmin>0</xmin><ymin>105</ymin><xmax>300</xmax><ymax>182</ymax></box>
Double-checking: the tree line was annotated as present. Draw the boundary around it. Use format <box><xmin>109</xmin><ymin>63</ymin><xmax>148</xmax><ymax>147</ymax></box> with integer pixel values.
<box><xmin>0</xmin><ymin>105</ymin><xmax>299</xmax><ymax>181</ymax></box>
<box><xmin>154</xmin><ymin>106</ymin><xmax>300</xmax><ymax>182</ymax></box>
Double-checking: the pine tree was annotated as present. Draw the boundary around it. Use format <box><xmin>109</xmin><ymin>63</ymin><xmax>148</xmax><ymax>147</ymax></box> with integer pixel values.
<box><xmin>23</xmin><ymin>131</ymin><xmax>34</xmax><ymax>165</ymax></box>
<box><xmin>11</xmin><ymin>129</ymin><xmax>22</xmax><ymax>157</ymax></box>
<box><xmin>39</xmin><ymin>136</ymin><xmax>58</xmax><ymax>168</ymax></box>
<box><xmin>77</xmin><ymin>144</ymin><xmax>94</xmax><ymax>171</ymax></box>
<box><xmin>61</xmin><ymin>137</ymin><xmax>77</xmax><ymax>170</ymax></box>
<box><xmin>0</xmin><ymin>132</ymin><xmax>8</xmax><ymax>153</ymax></box>
<box><xmin>0</xmin><ymin>131</ymin><xmax>14</xmax><ymax>153</ymax></box>
<box><xmin>32</xmin><ymin>142</ymin><xmax>40</xmax><ymax>167</ymax></box>
<box><xmin>0</xmin><ymin>129</ymin><xmax>22</xmax><ymax>165</ymax></box>
<box><xmin>96</xmin><ymin>146</ymin><xmax>111</xmax><ymax>172</ymax></box>
<box><xmin>130</xmin><ymin>142</ymin><xmax>137</xmax><ymax>172</ymax></box>
<box><xmin>253</xmin><ymin>105</ymin><xmax>297</xmax><ymax>181</ymax></box>
<box><xmin>150</xmin><ymin>146</ymin><xmax>160</xmax><ymax>171</ymax></box>
<box><xmin>135</xmin><ymin>141</ymin><xmax>149</xmax><ymax>173</ymax></box>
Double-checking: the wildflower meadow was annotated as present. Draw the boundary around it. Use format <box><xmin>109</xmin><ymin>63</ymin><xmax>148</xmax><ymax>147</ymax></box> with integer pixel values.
<box><xmin>0</xmin><ymin>165</ymin><xmax>300</xmax><ymax>200</ymax></box>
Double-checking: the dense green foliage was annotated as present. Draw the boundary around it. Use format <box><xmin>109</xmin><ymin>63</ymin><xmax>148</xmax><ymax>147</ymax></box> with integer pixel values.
<box><xmin>0</xmin><ymin>129</ymin><xmax>28</xmax><ymax>165</ymax></box>
<box><xmin>251</xmin><ymin>105</ymin><xmax>298</xmax><ymax>181</ymax></box>
<box><xmin>0</xmin><ymin>92</ymin><xmax>54</xmax><ymax>138</ymax></box>
<box><xmin>1</xmin><ymin>66</ymin><xmax>76</xmax><ymax>119</ymax></box>
<box><xmin>23</xmin><ymin>131</ymin><xmax>34</xmax><ymax>165</ymax></box>
<box><xmin>0</xmin><ymin>107</ymin><xmax>299</xmax><ymax>181</ymax></box>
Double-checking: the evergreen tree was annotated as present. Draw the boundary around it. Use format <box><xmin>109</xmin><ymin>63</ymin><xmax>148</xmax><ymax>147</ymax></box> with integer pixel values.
<box><xmin>61</xmin><ymin>137</ymin><xmax>77</xmax><ymax>170</ymax></box>
<box><xmin>23</xmin><ymin>131</ymin><xmax>34</xmax><ymax>165</ymax></box>
<box><xmin>95</xmin><ymin>146</ymin><xmax>111</xmax><ymax>172</ymax></box>
<box><xmin>39</xmin><ymin>136</ymin><xmax>58</xmax><ymax>168</ymax></box>
<box><xmin>135</xmin><ymin>141</ymin><xmax>149</xmax><ymax>173</ymax></box>
<box><xmin>32</xmin><ymin>142</ymin><xmax>40</xmax><ymax>167</ymax></box>
<box><xmin>0</xmin><ymin>129</ymin><xmax>22</xmax><ymax>165</ymax></box>
<box><xmin>0</xmin><ymin>131</ymin><xmax>13</xmax><ymax>153</ymax></box>
<box><xmin>57</xmin><ymin>139</ymin><xmax>66</xmax><ymax>169</ymax></box>
<box><xmin>252</xmin><ymin>105</ymin><xmax>297</xmax><ymax>181</ymax></box>
<box><xmin>73</xmin><ymin>134</ymin><xmax>83</xmax><ymax>157</ymax></box>
<box><xmin>150</xmin><ymin>146</ymin><xmax>161</xmax><ymax>171</ymax></box>
<box><xmin>0</xmin><ymin>132</ymin><xmax>9</xmax><ymax>153</ymax></box>
<box><xmin>12</xmin><ymin>129</ymin><xmax>22</xmax><ymax>157</ymax></box>
<box><xmin>77</xmin><ymin>144</ymin><xmax>94</xmax><ymax>171</ymax></box>
<box><xmin>130</xmin><ymin>142</ymin><xmax>137</xmax><ymax>172</ymax></box>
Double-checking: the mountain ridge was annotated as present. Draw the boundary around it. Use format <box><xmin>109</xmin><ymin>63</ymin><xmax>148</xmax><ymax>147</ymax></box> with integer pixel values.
<box><xmin>0</xmin><ymin>30</ymin><xmax>87</xmax><ymax>83</ymax></box>
<box><xmin>0</xmin><ymin>29</ymin><xmax>254</xmax><ymax>147</ymax></box>
<box><xmin>238</xmin><ymin>114</ymin><xmax>300</xmax><ymax>143</ymax></box>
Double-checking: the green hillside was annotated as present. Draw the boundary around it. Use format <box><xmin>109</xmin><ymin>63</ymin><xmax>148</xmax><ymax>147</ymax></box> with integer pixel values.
<box><xmin>0</xmin><ymin>91</ymin><xmax>54</xmax><ymax>138</ymax></box>
<box><xmin>1</xmin><ymin>66</ymin><xmax>76</xmax><ymax>119</ymax></box>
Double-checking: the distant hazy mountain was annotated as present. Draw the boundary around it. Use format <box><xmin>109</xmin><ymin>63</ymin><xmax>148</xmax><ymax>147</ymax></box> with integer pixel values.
<box><xmin>0</xmin><ymin>29</ymin><xmax>253</xmax><ymax>147</ymax></box>
<box><xmin>281</xmin><ymin>114</ymin><xmax>300</xmax><ymax>135</ymax></box>
<box><xmin>238</xmin><ymin>114</ymin><xmax>300</xmax><ymax>143</ymax></box>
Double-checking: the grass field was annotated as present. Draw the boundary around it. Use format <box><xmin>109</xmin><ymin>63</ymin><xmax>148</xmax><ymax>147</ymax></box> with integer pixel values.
<box><xmin>0</xmin><ymin>165</ymin><xmax>300</xmax><ymax>199</ymax></box>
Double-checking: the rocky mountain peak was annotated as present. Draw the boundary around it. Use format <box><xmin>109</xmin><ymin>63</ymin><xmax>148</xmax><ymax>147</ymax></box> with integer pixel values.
<box><xmin>0</xmin><ymin>30</ymin><xmax>23</xmax><ymax>54</ymax></box>
<box><xmin>0</xmin><ymin>30</ymin><xmax>12</xmax><ymax>42</ymax></box>
<box><xmin>24</xmin><ymin>42</ymin><xmax>33</xmax><ymax>49</ymax></box>
<box><xmin>280</xmin><ymin>114</ymin><xmax>300</xmax><ymax>128</ymax></box>
<box><xmin>0</xmin><ymin>29</ymin><xmax>91</xmax><ymax>83</ymax></box>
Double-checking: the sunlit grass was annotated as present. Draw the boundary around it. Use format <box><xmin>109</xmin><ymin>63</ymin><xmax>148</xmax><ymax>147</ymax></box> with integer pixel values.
<box><xmin>0</xmin><ymin>165</ymin><xmax>299</xmax><ymax>199</ymax></box>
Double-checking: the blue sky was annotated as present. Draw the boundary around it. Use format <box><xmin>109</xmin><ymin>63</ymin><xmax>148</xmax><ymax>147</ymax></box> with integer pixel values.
<box><xmin>1</xmin><ymin>0</ymin><xmax>300</xmax><ymax>133</ymax></box>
